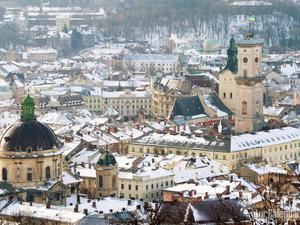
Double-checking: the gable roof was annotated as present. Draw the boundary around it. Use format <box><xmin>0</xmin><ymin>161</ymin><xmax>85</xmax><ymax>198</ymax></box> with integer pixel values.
<box><xmin>171</xmin><ymin>96</ymin><xmax>207</xmax><ymax>119</ymax></box>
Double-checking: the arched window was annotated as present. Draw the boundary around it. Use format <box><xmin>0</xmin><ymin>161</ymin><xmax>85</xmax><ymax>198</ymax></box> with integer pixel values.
<box><xmin>112</xmin><ymin>175</ymin><xmax>116</xmax><ymax>189</ymax></box>
<box><xmin>242</xmin><ymin>101</ymin><xmax>247</xmax><ymax>115</ymax></box>
<box><xmin>98</xmin><ymin>175</ymin><xmax>103</xmax><ymax>188</ymax></box>
<box><xmin>2</xmin><ymin>168</ymin><xmax>7</xmax><ymax>181</ymax></box>
<box><xmin>45</xmin><ymin>166</ymin><xmax>51</xmax><ymax>179</ymax></box>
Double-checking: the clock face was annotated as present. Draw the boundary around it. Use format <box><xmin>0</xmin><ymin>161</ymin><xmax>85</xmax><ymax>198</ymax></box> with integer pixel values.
<box><xmin>243</xmin><ymin>57</ymin><xmax>248</xmax><ymax>63</ymax></box>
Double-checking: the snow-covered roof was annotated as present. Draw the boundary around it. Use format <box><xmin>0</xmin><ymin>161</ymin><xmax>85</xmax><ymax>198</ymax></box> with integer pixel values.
<box><xmin>246</xmin><ymin>164</ymin><xmax>287</xmax><ymax>175</ymax></box>
<box><xmin>231</xmin><ymin>126</ymin><xmax>300</xmax><ymax>151</ymax></box>
<box><xmin>102</xmin><ymin>90</ymin><xmax>151</xmax><ymax>98</ymax></box>
<box><xmin>75</xmin><ymin>165</ymin><xmax>96</xmax><ymax>178</ymax></box>
<box><xmin>123</xmin><ymin>54</ymin><xmax>179</xmax><ymax>62</ymax></box>
<box><xmin>164</xmin><ymin>179</ymin><xmax>240</xmax><ymax>199</ymax></box>
<box><xmin>65</xmin><ymin>194</ymin><xmax>142</xmax><ymax>214</ymax></box>
<box><xmin>62</xmin><ymin>171</ymin><xmax>82</xmax><ymax>185</ymax></box>
<box><xmin>263</xmin><ymin>106</ymin><xmax>285</xmax><ymax>117</ymax></box>
<box><xmin>103</xmin><ymin>106</ymin><xmax>119</xmax><ymax>117</ymax></box>
<box><xmin>119</xmin><ymin>167</ymin><xmax>174</xmax><ymax>180</ymax></box>
<box><xmin>0</xmin><ymin>201</ymin><xmax>85</xmax><ymax>224</ymax></box>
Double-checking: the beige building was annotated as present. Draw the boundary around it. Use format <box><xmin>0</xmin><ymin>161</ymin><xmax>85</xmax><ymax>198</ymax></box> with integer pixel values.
<box><xmin>128</xmin><ymin>126</ymin><xmax>300</xmax><ymax>170</ymax></box>
<box><xmin>11</xmin><ymin>75</ymin><xmax>25</xmax><ymax>103</ymax></box>
<box><xmin>236</xmin><ymin>164</ymin><xmax>288</xmax><ymax>185</ymax></box>
<box><xmin>292</xmin><ymin>90</ymin><xmax>300</xmax><ymax>106</ymax></box>
<box><xmin>103</xmin><ymin>89</ymin><xmax>152</xmax><ymax>118</ymax></box>
<box><xmin>123</xmin><ymin>54</ymin><xmax>179</xmax><ymax>74</ymax></box>
<box><xmin>27</xmin><ymin>48</ymin><xmax>58</xmax><ymax>62</ymax></box>
<box><xmin>75</xmin><ymin>164</ymin><xmax>97</xmax><ymax>198</ymax></box>
<box><xmin>118</xmin><ymin>167</ymin><xmax>174</xmax><ymax>201</ymax></box>
<box><xmin>151</xmin><ymin>76</ymin><xmax>200</xmax><ymax>119</ymax></box>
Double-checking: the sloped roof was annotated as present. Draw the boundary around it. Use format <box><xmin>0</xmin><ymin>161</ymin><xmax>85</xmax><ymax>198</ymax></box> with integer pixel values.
<box><xmin>79</xmin><ymin>214</ymin><xmax>108</xmax><ymax>225</ymax></box>
<box><xmin>0</xmin><ymin>182</ymin><xmax>18</xmax><ymax>196</ymax></box>
<box><xmin>171</xmin><ymin>96</ymin><xmax>207</xmax><ymax>119</ymax></box>
<box><xmin>103</xmin><ymin>106</ymin><xmax>119</xmax><ymax>117</ymax></box>
<box><xmin>188</xmin><ymin>199</ymin><xmax>250</xmax><ymax>223</ymax></box>
<box><xmin>204</xmin><ymin>92</ymin><xmax>234</xmax><ymax>116</ymax></box>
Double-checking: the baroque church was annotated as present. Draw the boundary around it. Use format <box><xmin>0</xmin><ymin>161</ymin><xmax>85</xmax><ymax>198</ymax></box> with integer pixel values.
<box><xmin>0</xmin><ymin>95</ymin><xmax>69</xmax><ymax>205</ymax></box>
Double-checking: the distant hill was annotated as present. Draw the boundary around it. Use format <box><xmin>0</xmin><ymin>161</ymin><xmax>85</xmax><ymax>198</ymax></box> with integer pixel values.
<box><xmin>98</xmin><ymin>0</ymin><xmax>300</xmax><ymax>53</ymax></box>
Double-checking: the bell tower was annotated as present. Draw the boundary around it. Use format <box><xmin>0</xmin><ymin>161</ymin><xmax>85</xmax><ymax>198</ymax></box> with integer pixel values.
<box><xmin>234</xmin><ymin>37</ymin><xmax>264</xmax><ymax>134</ymax></box>
<box><xmin>95</xmin><ymin>151</ymin><xmax>118</xmax><ymax>198</ymax></box>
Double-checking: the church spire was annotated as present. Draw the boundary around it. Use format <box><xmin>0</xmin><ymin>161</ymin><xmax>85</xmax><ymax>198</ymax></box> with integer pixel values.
<box><xmin>224</xmin><ymin>37</ymin><xmax>238</xmax><ymax>74</ymax></box>
<box><xmin>21</xmin><ymin>95</ymin><xmax>36</xmax><ymax>121</ymax></box>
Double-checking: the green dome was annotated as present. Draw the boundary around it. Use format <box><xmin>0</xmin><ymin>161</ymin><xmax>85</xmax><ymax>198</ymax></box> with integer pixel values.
<box><xmin>97</xmin><ymin>151</ymin><xmax>117</xmax><ymax>166</ymax></box>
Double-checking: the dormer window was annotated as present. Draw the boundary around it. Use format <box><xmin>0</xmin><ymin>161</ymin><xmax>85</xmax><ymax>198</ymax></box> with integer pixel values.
<box><xmin>26</xmin><ymin>147</ymin><xmax>32</xmax><ymax>153</ymax></box>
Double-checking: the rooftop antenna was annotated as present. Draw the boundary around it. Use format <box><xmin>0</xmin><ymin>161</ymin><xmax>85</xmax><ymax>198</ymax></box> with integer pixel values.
<box><xmin>245</xmin><ymin>16</ymin><xmax>256</xmax><ymax>39</ymax></box>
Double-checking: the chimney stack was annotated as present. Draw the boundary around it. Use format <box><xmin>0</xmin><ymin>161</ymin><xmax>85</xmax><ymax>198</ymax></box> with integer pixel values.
<box><xmin>74</xmin><ymin>204</ymin><xmax>79</xmax><ymax>212</ymax></box>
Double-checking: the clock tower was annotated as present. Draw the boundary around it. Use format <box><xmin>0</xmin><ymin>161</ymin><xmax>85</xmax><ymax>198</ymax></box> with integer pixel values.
<box><xmin>235</xmin><ymin>37</ymin><xmax>264</xmax><ymax>133</ymax></box>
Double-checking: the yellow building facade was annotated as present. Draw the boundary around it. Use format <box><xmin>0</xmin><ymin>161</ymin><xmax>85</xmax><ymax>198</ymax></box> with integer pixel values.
<box><xmin>127</xmin><ymin>127</ymin><xmax>300</xmax><ymax>170</ymax></box>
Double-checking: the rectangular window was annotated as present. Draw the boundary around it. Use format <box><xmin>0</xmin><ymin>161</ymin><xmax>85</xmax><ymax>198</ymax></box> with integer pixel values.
<box><xmin>121</xmin><ymin>184</ymin><xmax>124</xmax><ymax>190</ymax></box>
<box><xmin>243</xmin><ymin>69</ymin><xmax>248</xmax><ymax>77</ymax></box>
<box><xmin>135</xmin><ymin>185</ymin><xmax>138</xmax><ymax>191</ymax></box>
<box><xmin>27</xmin><ymin>168</ymin><xmax>32</xmax><ymax>181</ymax></box>
<box><xmin>128</xmin><ymin>184</ymin><xmax>131</xmax><ymax>190</ymax></box>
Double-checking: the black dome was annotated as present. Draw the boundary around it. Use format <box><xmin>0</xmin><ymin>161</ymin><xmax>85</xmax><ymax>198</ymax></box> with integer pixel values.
<box><xmin>0</xmin><ymin>120</ymin><xmax>59</xmax><ymax>152</ymax></box>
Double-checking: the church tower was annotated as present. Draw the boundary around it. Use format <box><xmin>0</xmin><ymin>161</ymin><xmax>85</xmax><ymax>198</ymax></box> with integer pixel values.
<box><xmin>234</xmin><ymin>37</ymin><xmax>264</xmax><ymax>133</ymax></box>
<box><xmin>219</xmin><ymin>38</ymin><xmax>238</xmax><ymax>112</ymax></box>
<box><xmin>95</xmin><ymin>151</ymin><xmax>118</xmax><ymax>198</ymax></box>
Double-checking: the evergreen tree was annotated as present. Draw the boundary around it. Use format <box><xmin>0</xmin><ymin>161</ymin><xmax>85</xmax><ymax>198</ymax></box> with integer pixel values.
<box><xmin>62</xmin><ymin>24</ymin><xmax>68</xmax><ymax>34</ymax></box>
<box><xmin>71</xmin><ymin>28</ymin><xmax>83</xmax><ymax>51</ymax></box>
